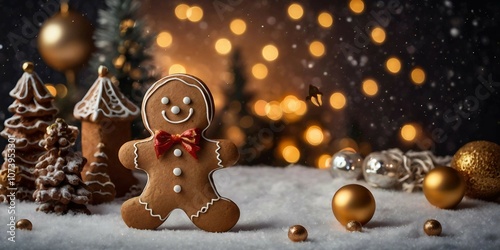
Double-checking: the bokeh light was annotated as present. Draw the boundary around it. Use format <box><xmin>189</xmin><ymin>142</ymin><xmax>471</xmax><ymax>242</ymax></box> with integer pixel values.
<box><xmin>281</xmin><ymin>95</ymin><xmax>300</xmax><ymax>113</ymax></box>
<box><xmin>362</xmin><ymin>79</ymin><xmax>379</xmax><ymax>96</ymax></box>
<box><xmin>309</xmin><ymin>41</ymin><xmax>325</xmax><ymax>57</ymax></box>
<box><xmin>215</xmin><ymin>38</ymin><xmax>232</xmax><ymax>55</ymax></box>
<box><xmin>262</xmin><ymin>44</ymin><xmax>279</xmax><ymax>62</ymax></box>
<box><xmin>349</xmin><ymin>0</ymin><xmax>365</xmax><ymax>14</ymax></box>
<box><xmin>253</xmin><ymin>100</ymin><xmax>268</xmax><ymax>116</ymax></box>
<box><xmin>287</xmin><ymin>3</ymin><xmax>304</xmax><ymax>20</ymax></box>
<box><xmin>401</xmin><ymin>124</ymin><xmax>417</xmax><ymax>141</ymax></box>
<box><xmin>252</xmin><ymin>63</ymin><xmax>268</xmax><ymax>79</ymax></box>
<box><xmin>295</xmin><ymin>100</ymin><xmax>308</xmax><ymax>116</ymax></box>
<box><xmin>169</xmin><ymin>64</ymin><xmax>186</xmax><ymax>74</ymax></box>
<box><xmin>55</xmin><ymin>84</ymin><xmax>68</xmax><ymax>98</ymax></box>
<box><xmin>371</xmin><ymin>27</ymin><xmax>386</xmax><ymax>44</ymax></box>
<box><xmin>265</xmin><ymin>101</ymin><xmax>283</xmax><ymax>120</ymax></box>
<box><xmin>411</xmin><ymin>67</ymin><xmax>426</xmax><ymax>85</ymax></box>
<box><xmin>329</xmin><ymin>92</ymin><xmax>346</xmax><ymax>110</ymax></box>
<box><xmin>318</xmin><ymin>12</ymin><xmax>333</xmax><ymax>28</ymax></box>
<box><xmin>156</xmin><ymin>31</ymin><xmax>173</xmax><ymax>48</ymax></box>
<box><xmin>227</xmin><ymin>126</ymin><xmax>245</xmax><ymax>147</ymax></box>
<box><xmin>282</xmin><ymin>145</ymin><xmax>300</xmax><ymax>163</ymax></box>
<box><xmin>304</xmin><ymin>125</ymin><xmax>324</xmax><ymax>146</ymax></box>
<box><xmin>186</xmin><ymin>6</ymin><xmax>203</xmax><ymax>22</ymax></box>
<box><xmin>317</xmin><ymin>154</ymin><xmax>332</xmax><ymax>169</ymax></box>
<box><xmin>45</xmin><ymin>84</ymin><xmax>57</xmax><ymax>97</ymax></box>
<box><xmin>174</xmin><ymin>4</ymin><xmax>189</xmax><ymax>20</ymax></box>
<box><xmin>230</xmin><ymin>19</ymin><xmax>247</xmax><ymax>35</ymax></box>
<box><xmin>386</xmin><ymin>57</ymin><xmax>402</xmax><ymax>74</ymax></box>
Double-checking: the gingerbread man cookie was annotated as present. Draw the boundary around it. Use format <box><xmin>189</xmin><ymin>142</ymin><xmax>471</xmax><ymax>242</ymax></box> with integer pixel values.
<box><xmin>119</xmin><ymin>74</ymin><xmax>239</xmax><ymax>232</ymax></box>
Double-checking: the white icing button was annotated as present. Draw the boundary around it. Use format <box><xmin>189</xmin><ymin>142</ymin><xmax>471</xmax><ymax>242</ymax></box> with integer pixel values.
<box><xmin>173</xmin><ymin>168</ymin><xmax>182</xmax><ymax>176</ymax></box>
<box><xmin>171</xmin><ymin>106</ymin><xmax>180</xmax><ymax>114</ymax></box>
<box><xmin>173</xmin><ymin>149</ymin><xmax>182</xmax><ymax>157</ymax></box>
<box><xmin>161</xmin><ymin>97</ymin><xmax>169</xmax><ymax>104</ymax></box>
<box><xmin>183</xmin><ymin>97</ymin><xmax>191</xmax><ymax>105</ymax></box>
<box><xmin>173</xmin><ymin>185</ymin><xmax>182</xmax><ymax>193</ymax></box>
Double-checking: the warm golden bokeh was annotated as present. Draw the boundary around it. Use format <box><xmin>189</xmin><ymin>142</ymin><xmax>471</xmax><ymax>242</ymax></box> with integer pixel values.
<box><xmin>317</xmin><ymin>154</ymin><xmax>332</xmax><ymax>169</ymax></box>
<box><xmin>186</xmin><ymin>6</ymin><xmax>203</xmax><ymax>22</ymax></box>
<box><xmin>230</xmin><ymin>19</ymin><xmax>247</xmax><ymax>35</ymax></box>
<box><xmin>282</xmin><ymin>145</ymin><xmax>300</xmax><ymax>163</ymax></box>
<box><xmin>156</xmin><ymin>31</ymin><xmax>173</xmax><ymax>48</ymax></box>
<box><xmin>174</xmin><ymin>4</ymin><xmax>190</xmax><ymax>20</ymax></box>
<box><xmin>329</xmin><ymin>92</ymin><xmax>346</xmax><ymax>110</ymax></box>
<box><xmin>386</xmin><ymin>57</ymin><xmax>402</xmax><ymax>74</ymax></box>
<box><xmin>287</xmin><ymin>3</ymin><xmax>304</xmax><ymax>20</ymax></box>
<box><xmin>401</xmin><ymin>124</ymin><xmax>417</xmax><ymax>141</ymax></box>
<box><xmin>252</xmin><ymin>63</ymin><xmax>268</xmax><ymax>79</ymax></box>
<box><xmin>371</xmin><ymin>27</ymin><xmax>386</xmax><ymax>44</ymax></box>
<box><xmin>349</xmin><ymin>0</ymin><xmax>365</xmax><ymax>14</ymax></box>
<box><xmin>318</xmin><ymin>12</ymin><xmax>334</xmax><ymax>28</ymax></box>
<box><xmin>265</xmin><ymin>101</ymin><xmax>283</xmax><ymax>120</ymax></box>
<box><xmin>304</xmin><ymin>125</ymin><xmax>324</xmax><ymax>146</ymax></box>
<box><xmin>169</xmin><ymin>64</ymin><xmax>186</xmax><ymax>74</ymax></box>
<box><xmin>215</xmin><ymin>38</ymin><xmax>232</xmax><ymax>55</ymax></box>
<box><xmin>262</xmin><ymin>44</ymin><xmax>279</xmax><ymax>62</ymax></box>
<box><xmin>45</xmin><ymin>84</ymin><xmax>57</xmax><ymax>97</ymax></box>
<box><xmin>55</xmin><ymin>83</ymin><xmax>68</xmax><ymax>98</ymax></box>
<box><xmin>362</xmin><ymin>79</ymin><xmax>379</xmax><ymax>96</ymax></box>
<box><xmin>411</xmin><ymin>67</ymin><xmax>426</xmax><ymax>85</ymax></box>
<box><xmin>253</xmin><ymin>100</ymin><xmax>268</xmax><ymax>116</ymax></box>
<box><xmin>309</xmin><ymin>40</ymin><xmax>326</xmax><ymax>57</ymax></box>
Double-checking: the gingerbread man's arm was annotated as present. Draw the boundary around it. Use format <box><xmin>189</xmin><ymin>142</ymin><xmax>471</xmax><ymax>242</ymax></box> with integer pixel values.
<box><xmin>216</xmin><ymin>139</ymin><xmax>239</xmax><ymax>167</ymax></box>
<box><xmin>119</xmin><ymin>140</ymin><xmax>142</xmax><ymax>170</ymax></box>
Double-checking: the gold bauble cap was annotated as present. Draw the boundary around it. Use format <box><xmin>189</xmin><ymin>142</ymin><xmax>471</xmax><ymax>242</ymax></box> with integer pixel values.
<box><xmin>22</xmin><ymin>62</ymin><xmax>34</xmax><ymax>73</ymax></box>
<box><xmin>98</xmin><ymin>65</ymin><xmax>109</xmax><ymax>77</ymax></box>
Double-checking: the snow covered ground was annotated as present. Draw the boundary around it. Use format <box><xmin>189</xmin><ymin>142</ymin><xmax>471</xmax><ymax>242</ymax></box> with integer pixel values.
<box><xmin>1</xmin><ymin>166</ymin><xmax>499</xmax><ymax>250</ymax></box>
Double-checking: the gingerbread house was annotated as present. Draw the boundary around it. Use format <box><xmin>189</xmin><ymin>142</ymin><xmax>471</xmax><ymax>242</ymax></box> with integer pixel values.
<box><xmin>74</xmin><ymin>66</ymin><xmax>140</xmax><ymax>198</ymax></box>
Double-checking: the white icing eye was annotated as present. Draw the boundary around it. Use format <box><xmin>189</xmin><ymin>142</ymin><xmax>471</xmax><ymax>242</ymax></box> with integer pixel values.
<box><xmin>171</xmin><ymin>106</ymin><xmax>180</xmax><ymax>114</ymax></box>
<box><xmin>183</xmin><ymin>97</ymin><xmax>191</xmax><ymax>105</ymax></box>
<box><xmin>161</xmin><ymin>97</ymin><xmax>169</xmax><ymax>105</ymax></box>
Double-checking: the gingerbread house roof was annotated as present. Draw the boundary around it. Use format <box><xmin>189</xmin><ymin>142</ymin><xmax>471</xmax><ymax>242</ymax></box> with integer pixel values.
<box><xmin>73</xmin><ymin>66</ymin><xmax>140</xmax><ymax>122</ymax></box>
<box><xmin>10</xmin><ymin>62</ymin><xmax>55</xmax><ymax>103</ymax></box>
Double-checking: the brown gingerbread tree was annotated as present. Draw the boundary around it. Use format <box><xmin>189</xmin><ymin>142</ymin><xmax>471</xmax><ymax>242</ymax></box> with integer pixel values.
<box><xmin>83</xmin><ymin>142</ymin><xmax>116</xmax><ymax>204</ymax></box>
<box><xmin>33</xmin><ymin>119</ymin><xmax>92</xmax><ymax>215</ymax></box>
<box><xmin>0</xmin><ymin>62</ymin><xmax>58</xmax><ymax>201</ymax></box>
<box><xmin>74</xmin><ymin>65</ymin><xmax>140</xmax><ymax>197</ymax></box>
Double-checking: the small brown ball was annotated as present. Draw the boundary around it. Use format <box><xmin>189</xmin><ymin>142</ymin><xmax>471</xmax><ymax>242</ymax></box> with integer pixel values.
<box><xmin>346</xmin><ymin>220</ymin><xmax>362</xmax><ymax>232</ymax></box>
<box><xmin>423</xmin><ymin>219</ymin><xmax>442</xmax><ymax>236</ymax></box>
<box><xmin>16</xmin><ymin>219</ymin><xmax>33</xmax><ymax>231</ymax></box>
<box><xmin>423</xmin><ymin>166</ymin><xmax>466</xmax><ymax>209</ymax></box>
<box><xmin>288</xmin><ymin>225</ymin><xmax>308</xmax><ymax>242</ymax></box>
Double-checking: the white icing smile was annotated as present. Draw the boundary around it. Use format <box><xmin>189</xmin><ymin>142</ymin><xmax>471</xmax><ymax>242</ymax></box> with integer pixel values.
<box><xmin>162</xmin><ymin>108</ymin><xmax>193</xmax><ymax>124</ymax></box>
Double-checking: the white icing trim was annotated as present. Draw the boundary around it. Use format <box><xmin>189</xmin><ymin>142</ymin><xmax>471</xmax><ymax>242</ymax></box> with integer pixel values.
<box><xmin>190</xmin><ymin>197</ymin><xmax>220</xmax><ymax>220</ymax></box>
<box><xmin>10</xmin><ymin>72</ymin><xmax>53</xmax><ymax>100</ymax></box>
<box><xmin>94</xmin><ymin>152</ymin><xmax>108</xmax><ymax>159</ymax></box>
<box><xmin>85</xmin><ymin>171</ymin><xmax>110</xmax><ymax>177</ymax></box>
<box><xmin>90</xmin><ymin>162</ymin><xmax>108</xmax><ymax>167</ymax></box>
<box><xmin>161</xmin><ymin>108</ymin><xmax>194</xmax><ymax>124</ymax></box>
<box><xmin>4</xmin><ymin>116</ymin><xmax>52</xmax><ymax>130</ymax></box>
<box><xmin>73</xmin><ymin>75</ymin><xmax>139</xmax><ymax>121</ymax></box>
<box><xmin>93</xmin><ymin>190</ymin><xmax>113</xmax><ymax>196</ymax></box>
<box><xmin>85</xmin><ymin>181</ymin><xmax>115</xmax><ymax>187</ymax></box>
<box><xmin>139</xmin><ymin>197</ymin><xmax>169</xmax><ymax>221</ymax></box>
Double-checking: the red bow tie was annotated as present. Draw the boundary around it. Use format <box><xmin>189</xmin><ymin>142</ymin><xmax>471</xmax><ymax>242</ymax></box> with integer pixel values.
<box><xmin>154</xmin><ymin>128</ymin><xmax>201</xmax><ymax>159</ymax></box>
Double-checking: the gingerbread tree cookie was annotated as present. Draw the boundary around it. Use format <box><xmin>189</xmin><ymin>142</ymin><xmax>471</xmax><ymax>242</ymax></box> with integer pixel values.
<box><xmin>33</xmin><ymin>119</ymin><xmax>91</xmax><ymax>214</ymax></box>
<box><xmin>0</xmin><ymin>62</ymin><xmax>58</xmax><ymax>201</ymax></box>
<box><xmin>119</xmin><ymin>74</ymin><xmax>240</xmax><ymax>232</ymax></box>
<box><xmin>74</xmin><ymin>66</ymin><xmax>140</xmax><ymax>198</ymax></box>
<box><xmin>84</xmin><ymin>142</ymin><xmax>116</xmax><ymax>204</ymax></box>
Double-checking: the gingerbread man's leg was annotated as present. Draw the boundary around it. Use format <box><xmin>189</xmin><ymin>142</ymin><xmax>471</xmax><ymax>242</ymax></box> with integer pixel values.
<box><xmin>190</xmin><ymin>197</ymin><xmax>240</xmax><ymax>232</ymax></box>
<box><xmin>121</xmin><ymin>197</ymin><xmax>167</xmax><ymax>230</ymax></box>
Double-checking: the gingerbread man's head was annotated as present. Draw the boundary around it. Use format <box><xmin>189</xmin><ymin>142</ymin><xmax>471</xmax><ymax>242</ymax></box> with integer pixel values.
<box><xmin>141</xmin><ymin>74</ymin><xmax>215</xmax><ymax>135</ymax></box>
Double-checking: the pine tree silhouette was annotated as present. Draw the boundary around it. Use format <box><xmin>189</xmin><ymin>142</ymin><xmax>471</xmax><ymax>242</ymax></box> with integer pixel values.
<box><xmin>83</xmin><ymin>143</ymin><xmax>116</xmax><ymax>204</ymax></box>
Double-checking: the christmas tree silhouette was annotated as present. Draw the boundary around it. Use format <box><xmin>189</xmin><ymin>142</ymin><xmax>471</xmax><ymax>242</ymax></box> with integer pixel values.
<box><xmin>0</xmin><ymin>62</ymin><xmax>58</xmax><ymax>200</ymax></box>
<box><xmin>33</xmin><ymin>119</ymin><xmax>92</xmax><ymax>215</ymax></box>
<box><xmin>83</xmin><ymin>142</ymin><xmax>116</xmax><ymax>204</ymax></box>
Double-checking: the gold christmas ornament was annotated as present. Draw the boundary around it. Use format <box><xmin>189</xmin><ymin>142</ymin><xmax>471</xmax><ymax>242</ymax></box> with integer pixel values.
<box><xmin>332</xmin><ymin>184</ymin><xmax>376</xmax><ymax>226</ymax></box>
<box><xmin>15</xmin><ymin>219</ymin><xmax>33</xmax><ymax>231</ymax></box>
<box><xmin>346</xmin><ymin>220</ymin><xmax>362</xmax><ymax>232</ymax></box>
<box><xmin>423</xmin><ymin>166</ymin><xmax>466</xmax><ymax>209</ymax></box>
<box><xmin>288</xmin><ymin>225</ymin><xmax>308</xmax><ymax>242</ymax></box>
<box><xmin>423</xmin><ymin>219</ymin><xmax>442</xmax><ymax>236</ymax></box>
<box><xmin>38</xmin><ymin>2</ymin><xmax>94</xmax><ymax>72</ymax></box>
<box><xmin>451</xmin><ymin>141</ymin><xmax>500</xmax><ymax>200</ymax></box>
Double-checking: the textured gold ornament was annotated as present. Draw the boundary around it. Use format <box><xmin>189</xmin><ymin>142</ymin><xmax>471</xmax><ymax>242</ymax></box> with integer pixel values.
<box><xmin>451</xmin><ymin>141</ymin><xmax>500</xmax><ymax>200</ymax></box>
<box><xmin>16</xmin><ymin>219</ymin><xmax>33</xmax><ymax>231</ymax></box>
<box><xmin>288</xmin><ymin>225</ymin><xmax>308</xmax><ymax>242</ymax></box>
<box><xmin>332</xmin><ymin>184</ymin><xmax>376</xmax><ymax>226</ymax></box>
<box><xmin>346</xmin><ymin>220</ymin><xmax>362</xmax><ymax>232</ymax></box>
<box><xmin>423</xmin><ymin>219</ymin><xmax>441</xmax><ymax>236</ymax></box>
<box><xmin>38</xmin><ymin>3</ymin><xmax>93</xmax><ymax>71</ymax></box>
<box><xmin>423</xmin><ymin>166</ymin><xmax>466</xmax><ymax>209</ymax></box>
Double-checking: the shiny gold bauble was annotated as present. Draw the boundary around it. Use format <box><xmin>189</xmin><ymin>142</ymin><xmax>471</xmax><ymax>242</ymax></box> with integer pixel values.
<box><xmin>423</xmin><ymin>219</ymin><xmax>442</xmax><ymax>236</ymax></box>
<box><xmin>332</xmin><ymin>184</ymin><xmax>376</xmax><ymax>226</ymax></box>
<box><xmin>451</xmin><ymin>141</ymin><xmax>500</xmax><ymax>200</ymax></box>
<box><xmin>15</xmin><ymin>219</ymin><xmax>33</xmax><ymax>231</ymax></box>
<box><xmin>288</xmin><ymin>225</ymin><xmax>308</xmax><ymax>242</ymax></box>
<box><xmin>38</xmin><ymin>7</ymin><xmax>93</xmax><ymax>71</ymax></box>
<box><xmin>346</xmin><ymin>220</ymin><xmax>362</xmax><ymax>232</ymax></box>
<box><xmin>423</xmin><ymin>166</ymin><xmax>466</xmax><ymax>209</ymax></box>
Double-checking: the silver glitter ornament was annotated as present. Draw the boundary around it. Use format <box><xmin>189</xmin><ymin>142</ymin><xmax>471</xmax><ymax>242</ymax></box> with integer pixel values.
<box><xmin>362</xmin><ymin>152</ymin><xmax>402</xmax><ymax>188</ymax></box>
<box><xmin>330</xmin><ymin>151</ymin><xmax>363</xmax><ymax>180</ymax></box>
